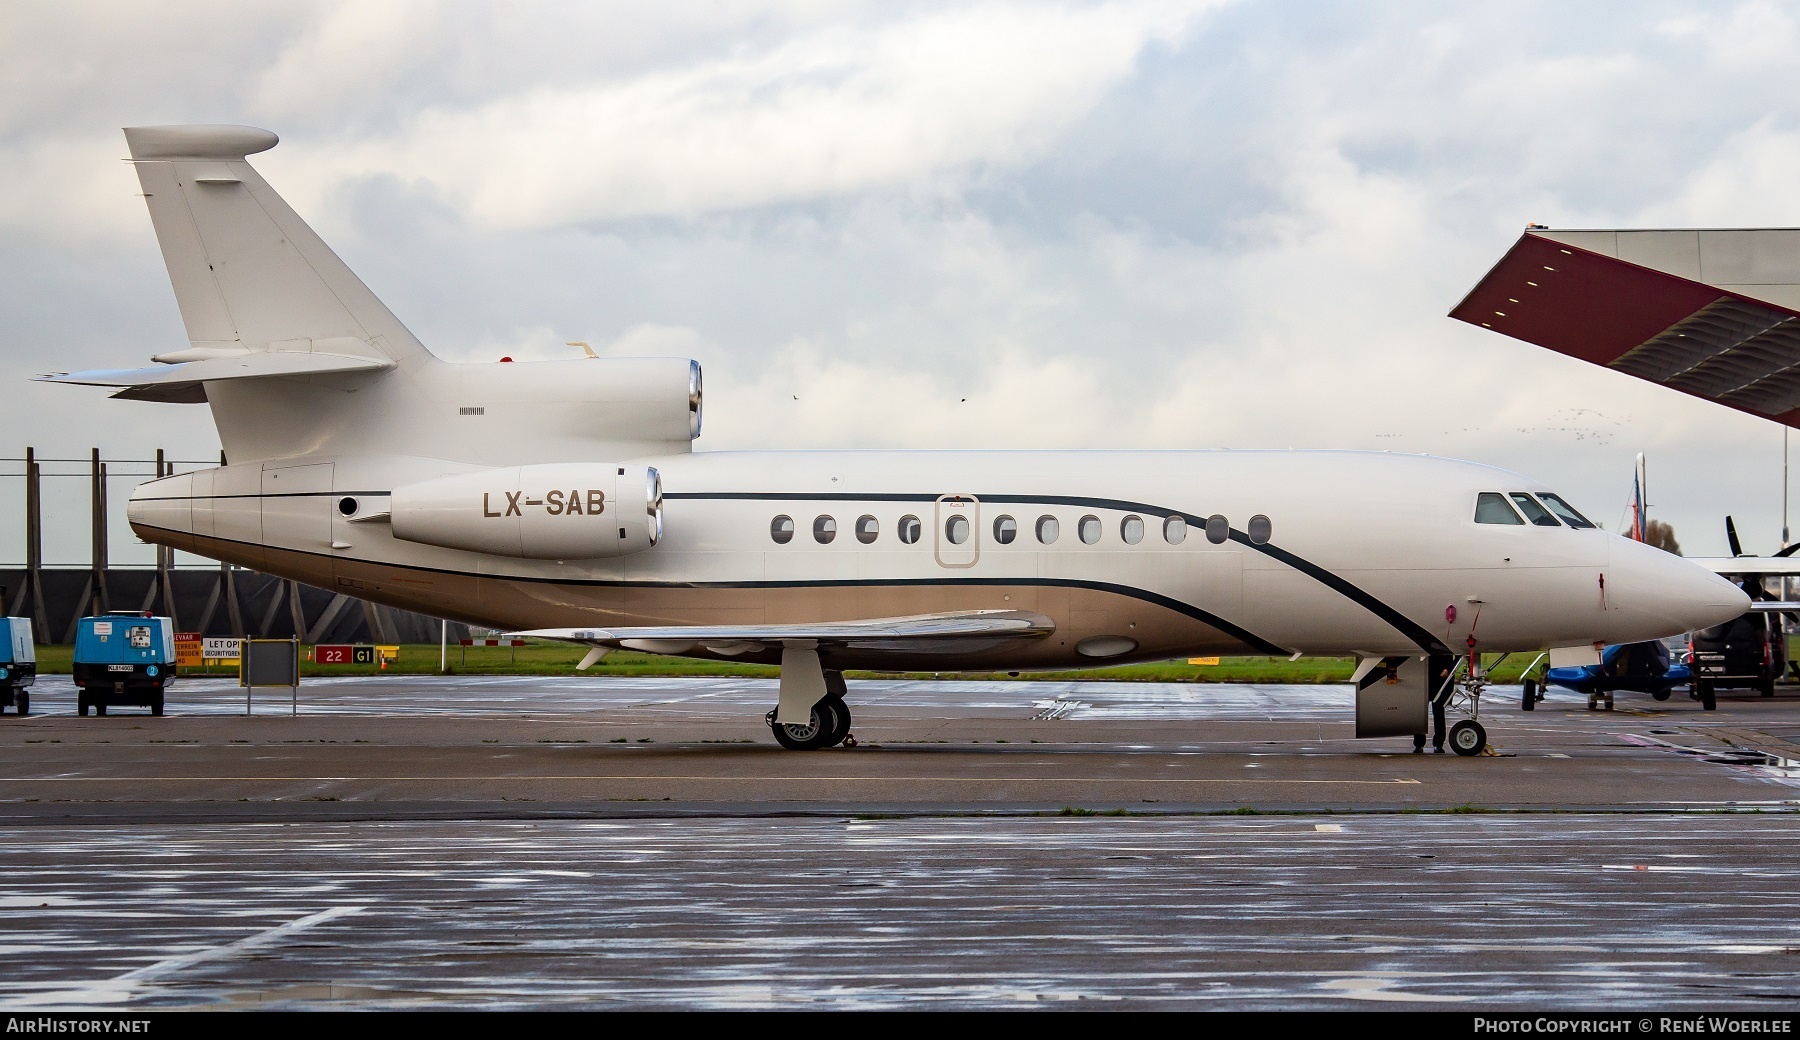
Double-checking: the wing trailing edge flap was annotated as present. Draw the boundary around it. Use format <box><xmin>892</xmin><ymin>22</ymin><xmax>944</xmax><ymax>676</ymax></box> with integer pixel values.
<box><xmin>513</xmin><ymin>609</ymin><xmax>1056</xmax><ymax>661</ymax></box>
<box><xmin>38</xmin><ymin>348</ymin><xmax>394</xmax><ymax>402</ymax></box>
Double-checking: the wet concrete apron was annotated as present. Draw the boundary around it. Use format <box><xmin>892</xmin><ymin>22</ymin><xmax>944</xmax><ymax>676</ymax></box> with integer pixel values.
<box><xmin>2</xmin><ymin>676</ymin><xmax>1799</xmax><ymax>1008</ymax></box>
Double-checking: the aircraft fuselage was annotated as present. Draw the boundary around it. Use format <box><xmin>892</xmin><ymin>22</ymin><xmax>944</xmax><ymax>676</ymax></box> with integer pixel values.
<box><xmin>128</xmin><ymin>446</ymin><xmax>1745</xmax><ymax>670</ymax></box>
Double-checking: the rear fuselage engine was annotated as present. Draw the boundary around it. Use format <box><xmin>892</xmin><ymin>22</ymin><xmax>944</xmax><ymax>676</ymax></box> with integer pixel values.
<box><xmin>390</xmin><ymin>463</ymin><xmax>662</xmax><ymax>559</ymax></box>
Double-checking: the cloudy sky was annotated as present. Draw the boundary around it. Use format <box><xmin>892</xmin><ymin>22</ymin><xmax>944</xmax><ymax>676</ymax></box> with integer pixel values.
<box><xmin>4</xmin><ymin>0</ymin><xmax>1800</xmax><ymax>564</ymax></box>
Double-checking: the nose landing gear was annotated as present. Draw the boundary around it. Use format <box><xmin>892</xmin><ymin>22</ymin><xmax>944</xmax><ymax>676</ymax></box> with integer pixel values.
<box><xmin>1448</xmin><ymin>719</ymin><xmax>1487</xmax><ymax>756</ymax></box>
<box><xmin>1439</xmin><ymin>650</ymin><xmax>1497</xmax><ymax>757</ymax></box>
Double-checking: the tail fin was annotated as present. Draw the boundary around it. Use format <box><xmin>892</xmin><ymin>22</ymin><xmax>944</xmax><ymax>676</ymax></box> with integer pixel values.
<box><xmin>1628</xmin><ymin>452</ymin><xmax>1648</xmax><ymax>542</ymax></box>
<box><xmin>123</xmin><ymin>125</ymin><xmax>431</xmax><ymax>364</ymax></box>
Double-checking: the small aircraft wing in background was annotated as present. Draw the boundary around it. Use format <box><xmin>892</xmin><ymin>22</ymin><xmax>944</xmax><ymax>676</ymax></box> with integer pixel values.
<box><xmin>1690</xmin><ymin>517</ymin><xmax>1800</xmax><ymax>611</ymax></box>
<box><xmin>512</xmin><ymin>610</ymin><xmax>1056</xmax><ymax>669</ymax></box>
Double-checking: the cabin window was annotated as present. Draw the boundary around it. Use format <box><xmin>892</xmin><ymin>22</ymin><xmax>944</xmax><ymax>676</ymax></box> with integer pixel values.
<box><xmin>771</xmin><ymin>515</ymin><xmax>795</xmax><ymax>543</ymax></box>
<box><xmin>946</xmin><ymin>515</ymin><xmax>971</xmax><ymax>545</ymax></box>
<box><xmin>855</xmin><ymin>514</ymin><xmax>879</xmax><ymax>543</ymax></box>
<box><xmin>1474</xmin><ymin>492</ymin><xmax>1525</xmax><ymax>525</ymax></box>
<box><xmin>1036</xmin><ymin>515</ymin><xmax>1059</xmax><ymax>544</ymax></box>
<box><xmin>814</xmin><ymin>515</ymin><xmax>837</xmax><ymax>544</ymax></box>
<box><xmin>1079</xmin><ymin>515</ymin><xmax>1101</xmax><ymax>544</ymax></box>
<box><xmin>1164</xmin><ymin>515</ymin><xmax>1187</xmax><ymax>544</ymax></box>
<box><xmin>1120</xmin><ymin>515</ymin><xmax>1145</xmax><ymax>544</ymax></box>
<box><xmin>1247</xmin><ymin>514</ymin><xmax>1272</xmax><ymax>544</ymax></box>
<box><xmin>1205</xmin><ymin>514</ymin><xmax>1228</xmax><ymax>544</ymax></box>
<box><xmin>1538</xmin><ymin>493</ymin><xmax>1596</xmax><ymax>529</ymax></box>
<box><xmin>1509</xmin><ymin>493</ymin><xmax>1561</xmax><ymax>527</ymax></box>
<box><xmin>338</xmin><ymin>497</ymin><xmax>358</xmax><ymax>517</ymax></box>
<box><xmin>994</xmin><ymin>515</ymin><xmax>1017</xmax><ymax>544</ymax></box>
<box><xmin>898</xmin><ymin>515</ymin><xmax>922</xmax><ymax>544</ymax></box>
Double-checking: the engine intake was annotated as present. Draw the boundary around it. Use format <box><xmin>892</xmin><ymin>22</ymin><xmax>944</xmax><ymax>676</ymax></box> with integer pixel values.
<box><xmin>390</xmin><ymin>463</ymin><xmax>662</xmax><ymax>559</ymax></box>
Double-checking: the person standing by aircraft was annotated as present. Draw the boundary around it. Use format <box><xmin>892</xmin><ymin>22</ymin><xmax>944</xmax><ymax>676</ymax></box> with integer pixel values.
<box><xmin>1412</xmin><ymin>657</ymin><xmax>1454</xmax><ymax>753</ymax></box>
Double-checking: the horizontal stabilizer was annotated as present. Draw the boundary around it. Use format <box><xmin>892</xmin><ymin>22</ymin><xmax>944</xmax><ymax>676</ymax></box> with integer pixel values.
<box><xmin>39</xmin><ymin>350</ymin><xmax>393</xmax><ymax>402</ymax></box>
<box><xmin>513</xmin><ymin>610</ymin><xmax>1055</xmax><ymax>656</ymax></box>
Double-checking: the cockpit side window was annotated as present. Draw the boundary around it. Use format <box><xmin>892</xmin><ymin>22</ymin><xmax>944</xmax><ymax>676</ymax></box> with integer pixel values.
<box><xmin>1537</xmin><ymin>493</ymin><xmax>1597</xmax><ymax>529</ymax></box>
<box><xmin>1509</xmin><ymin>493</ymin><xmax>1561</xmax><ymax>527</ymax></box>
<box><xmin>1474</xmin><ymin>492</ymin><xmax>1525</xmax><ymax>525</ymax></box>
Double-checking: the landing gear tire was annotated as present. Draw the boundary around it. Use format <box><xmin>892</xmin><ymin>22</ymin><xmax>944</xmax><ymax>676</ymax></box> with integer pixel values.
<box><xmin>1603</xmin><ymin>693</ymin><xmax>1615</xmax><ymax>711</ymax></box>
<box><xmin>822</xmin><ymin>695</ymin><xmax>851</xmax><ymax>747</ymax></box>
<box><xmin>1448</xmin><ymin>719</ymin><xmax>1487</xmax><ymax>757</ymax></box>
<box><xmin>1586</xmin><ymin>693</ymin><xmax>1598</xmax><ymax>711</ymax></box>
<box><xmin>1651</xmin><ymin>689</ymin><xmax>1671</xmax><ymax>702</ymax></box>
<box><xmin>1521</xmin><ymin>679</ymin><xmax>1537</xmax><ymax>711</ymax></box>
<box><xmin>1697</xmin><ymin>682</ymin><xmax>1717</xmax><ymax>711</ymax></box>
<box><xmin>769</xmin><ymin>699</ymin><xmax>845</xmax><ymax>751</ymax></box>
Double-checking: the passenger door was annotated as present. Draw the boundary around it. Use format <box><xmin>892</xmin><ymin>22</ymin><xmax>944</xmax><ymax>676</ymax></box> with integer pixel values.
<box><xmin>934</xmin><ymin>494</ymin><xmax>980</xmax><ymax>568</ymax></box>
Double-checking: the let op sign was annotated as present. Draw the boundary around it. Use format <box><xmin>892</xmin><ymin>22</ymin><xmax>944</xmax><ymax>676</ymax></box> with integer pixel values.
<box><xmin>175</xmin><ymin>635</ymin><xmax>240</xmax><ymax>667</ymax></box>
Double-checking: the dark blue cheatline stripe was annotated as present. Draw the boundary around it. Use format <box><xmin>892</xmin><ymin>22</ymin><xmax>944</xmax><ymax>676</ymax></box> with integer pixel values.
<box><xmin>712</xmin><ymin>577</ymin><xmax>1287</xmax><ymax>656</ymax></box>
<box><xmin>133</xmin><ymin>491</ymin><xmax>391</xmax><ymax>501</ymax></box>
<box><xmin>1232</xmin><ymin>534</ymin><xmax>1447</xmax><ymax>654</ymax></box>
<box><xmin>668</xmin><ymin>490</ymin><xmax>1442</xmax><ymax>653</ymax></box>
<box><xmin>129</xmin><ymin>524</ymin><xmax>1289</xmax><ymax>656</ymax></box>
<box><xmin>143</xmin><ymin>485</ymin><xmax>1444</xmax><ymax>653</ymax></box>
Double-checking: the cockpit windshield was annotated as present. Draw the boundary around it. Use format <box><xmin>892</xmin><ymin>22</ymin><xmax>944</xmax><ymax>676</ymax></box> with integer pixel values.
<box><xmin>1536</xmin><ymin>493</ymin><xmax>1596</xmax><ymax>529</ymax></box>
<box><xmin>1509</xmin><ymin>493</ymin><xmax>1561</xmax><ymax>527</ymax></box>
<box><xmin>1474</xmin><ymin>492</ymin><xmax>1525</xmax><ymax>525</ymax></box>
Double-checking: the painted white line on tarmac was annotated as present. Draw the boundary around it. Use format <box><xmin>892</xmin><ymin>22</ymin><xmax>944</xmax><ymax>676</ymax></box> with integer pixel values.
<box><xmin>0</xmin><ymin>905</ymin><xmax>364</xmax><ymax>1009</ymax></box>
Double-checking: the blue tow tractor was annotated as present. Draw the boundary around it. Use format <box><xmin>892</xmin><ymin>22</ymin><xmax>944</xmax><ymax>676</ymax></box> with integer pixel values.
<box><xmin>0</xmin><ymin>617</ymin><xmax>37</xmax><ymax>715</ymax></box>
<box><xmin>73</xmin><ymin>611</ymin><xmax>175</xmax><ymax>717</ymax></box>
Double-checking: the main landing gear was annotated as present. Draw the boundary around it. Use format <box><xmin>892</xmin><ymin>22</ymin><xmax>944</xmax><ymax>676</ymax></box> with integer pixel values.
<box><xmin>767</xmin><ymin>653</ymin><xmax>855</xmax><ymax>751</ymax></box>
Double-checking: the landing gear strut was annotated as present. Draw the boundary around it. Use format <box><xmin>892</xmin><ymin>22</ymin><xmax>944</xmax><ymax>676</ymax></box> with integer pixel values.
<box><xmin>1439</xmin><ymin>650</ymin><xmax>1495</xmax><ymax>757</ymax></box>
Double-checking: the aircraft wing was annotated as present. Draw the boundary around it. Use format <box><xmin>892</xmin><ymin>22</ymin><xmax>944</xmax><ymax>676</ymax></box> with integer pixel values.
<box><xmin>39</xmin><ymin>349</ymin><xmax>394</xmax><ymax>403</ymax></box>
<box><xmin>1451</xmin><ymin>228</ymin><xmax>1800</xmax><ymax>428</ymax></box>
<box><xmin>513</xmin><ymin>609</ymin><xmax>1055</xmax><ymax>659</ymax></box>
<box><xmin>1691</xmin><ymin>557</ymin><xmax>1800</xmax><ymax>577</ymax></box>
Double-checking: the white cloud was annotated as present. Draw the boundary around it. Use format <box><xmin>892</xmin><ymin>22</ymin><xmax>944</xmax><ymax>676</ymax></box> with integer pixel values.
<box><xmin>299</xmin><ymin>1</ymin><xmax>1213</xmax><ymax>227</ymax></box>
<box><xmin>1658</xmin><ymin>1</ymin><xmax>1799</xmax><ymax>70</ymax></box>
<box><xmin>249</xmin><ymin>1</ymin><xmax>443</xmax><ymax>120</ymax></box>
<box><xmin>9</xmin><ymin>1</ymin><xmax>1800</xmax><ymax>561</ymax></box>
<box><xmin>1642</xmin><ymin>117</ymin><xmax>1800</xmax><ymax>227</ymax></box>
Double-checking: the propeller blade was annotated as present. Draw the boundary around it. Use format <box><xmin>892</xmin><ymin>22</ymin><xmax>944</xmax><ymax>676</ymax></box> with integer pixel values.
<box><xmin>1727</xmin><ymin>515</ymin><xmax>1744</xmax><ymax>557</ymax></box>
<box><xmin>1777</xmin><ymin>541</ymin><xmax>1800</xmax><ymax>558</ymax></box>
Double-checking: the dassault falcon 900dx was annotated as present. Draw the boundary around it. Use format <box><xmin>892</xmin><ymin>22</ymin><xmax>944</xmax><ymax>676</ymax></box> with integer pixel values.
<box><xmin>43</xmin><ymin>126</ymin><xmax>1749</xmax><ymax>755</ymax></box>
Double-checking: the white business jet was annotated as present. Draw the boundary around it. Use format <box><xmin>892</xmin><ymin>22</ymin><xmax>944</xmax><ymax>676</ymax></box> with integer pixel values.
<box><xmin>42</xmin><ymin>126</ymin><xmax>1749</xmax><ymax>755</ymax></box>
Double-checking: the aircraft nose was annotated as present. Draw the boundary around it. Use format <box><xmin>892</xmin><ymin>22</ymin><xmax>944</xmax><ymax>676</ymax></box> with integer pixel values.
<box><xmin>1608</xmin><ymin>536</ymin><xmax>1749</xmax><ymax>637</ymax></box>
